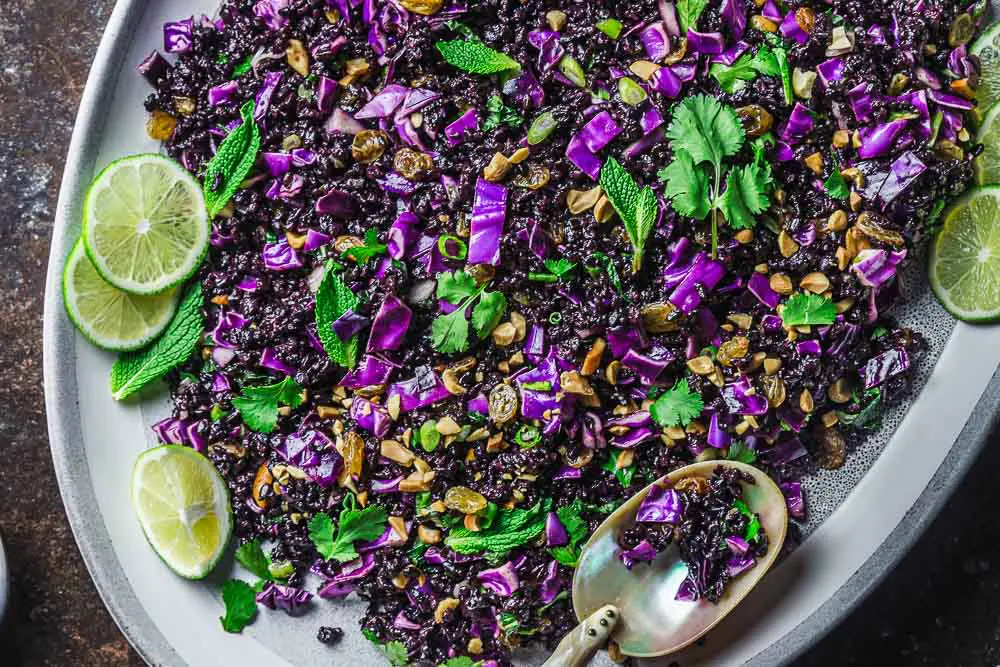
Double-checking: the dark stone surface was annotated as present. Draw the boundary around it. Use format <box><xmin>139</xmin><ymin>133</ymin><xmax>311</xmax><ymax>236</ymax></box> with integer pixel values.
<box><xmin>1</xmin><ymin>0</ymin><xmax>998</xmax><ymax>665</ymax></box>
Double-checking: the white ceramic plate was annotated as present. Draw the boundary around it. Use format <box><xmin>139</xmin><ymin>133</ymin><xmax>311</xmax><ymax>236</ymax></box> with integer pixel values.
<box><xmin>42</xmin><ymin>1</ymin><xmax>1000</xmax><ymax>665</ymax></box>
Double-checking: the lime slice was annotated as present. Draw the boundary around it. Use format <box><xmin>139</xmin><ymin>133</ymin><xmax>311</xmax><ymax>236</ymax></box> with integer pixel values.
<box><xmin>62</xmin><ymin>240</ymin><xmax>178</xmax><ymax>351</ymax></box>
<box><xmin>82</xmin><ymin>154</ymin><xmax>208</xmax><ymax>295</ymax></box>
<box><xmin>971</xmin><ymin>22</ymin><xmax>1000</xmax><ymax>121</ymax></box>
<box><xmin>974</xmin><ymin>102</ymin><xmax>1000</xmax><ymax>185</ymax></box>
<box><xmin>131</xmin><ymin>445</ymin><xmax>232</xmax><ymax>580</ymax></box>
<box><xmin>929</xmin><ymin>186</ymin><xmax>1000</xmax><ymax>322</ymax></box>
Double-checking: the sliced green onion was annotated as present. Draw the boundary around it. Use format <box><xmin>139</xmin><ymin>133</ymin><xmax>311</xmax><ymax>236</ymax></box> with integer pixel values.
<box><xmin>528</xmin><ymin>272</ymin><xmax>558</xmax><ymax>283</ymax></box>
<box><xmin>479</xmin><ymin>502</ymin><xmax>499</xmax><ymax>529</ymax></box>
<box><xmin>522</xmin><ymin>381</ymin><xmax>553</xmax><ymax>391</ymax></box>
<box><xmin>559</xmin><ymin>55</ymin><xmax>587</xmax><ymax>88</ymax></box>
<box><xmin>419</xmin><ymin>420</ymin><xmax>441</xmax><ymax>452</ymax></box>
<box><xmin>594</xmin><ymin>88</ymin><xmax>611</xmax><ymax>101</ymax></box>
<box><xmin>210</xmin><ymin>404</ymin><xmax>226</xmax><ymax>422</ymax></box>
<box><xmin>549</xmin><ymin>311</ymin><xmax>563</xmax><ymax>325</ymax></box>
<box><xmin>515</xmin><ymin>424</ymin><xmax>542</xmax><ymax>449</ymax></box>
<box><xmin>268</xmin><ymin>560</ymin><xmax>295</xmax><ymax>579</ymax></box>
<box><xmin>527</xmin><ymin>111</ymin><xmax>559</xmax><ymax>145</ymax></box>
<box><xmin>597</xmin><ymin>18</ymin><xmax>623</xmax><ymax>39</ymax></box>
<box><xmin>437</xmin><ymin>234</ymin><xmax>468</xmax><ymax>261</ymax></box>
<box><xmin>617</xmin><ymin>77</ymin><xmax>648</xmax><ymax>106</ymax></box>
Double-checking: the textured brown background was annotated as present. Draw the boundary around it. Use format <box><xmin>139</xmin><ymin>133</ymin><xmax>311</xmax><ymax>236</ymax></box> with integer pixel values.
<box><xmin>2</xmin><ymin>0</ymin><xmax>999</xmax><ymax>664</ymax></box>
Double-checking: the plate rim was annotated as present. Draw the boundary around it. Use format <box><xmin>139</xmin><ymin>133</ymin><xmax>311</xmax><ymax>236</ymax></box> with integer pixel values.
<box><xmin>40</xmin><ymin>1</ymin><xmax>1000</xmax><ymax>665</ymax></box>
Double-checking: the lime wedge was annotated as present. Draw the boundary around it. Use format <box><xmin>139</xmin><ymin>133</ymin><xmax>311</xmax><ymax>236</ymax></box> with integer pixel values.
<box><xmin>82</xmin><ymin>154</ymin><xmax>209</xmax><ymax>295</ymax></box>
<box><xmin>929</xmin><ymin>186</ymin><xmax>1000</xmax><ymax>322</ymax></box>
<box><xmin>131</xmin><ymin>445</ymin><xmax>232</xmax><ymax>580</ymax></box>
<box><xmin>974</xmin><ymin>102</ymin><xmax>1000</xmax><ymax>185</ymax></box>
<box><xmin>971</xmin><ymin>22</ymin><xmax>1000</xmax><ymax>121</ymax></box>
<box><xmin>62</xmin><ymin>240</ymin><xmax>178</xmax><ymax>351</ymax></box>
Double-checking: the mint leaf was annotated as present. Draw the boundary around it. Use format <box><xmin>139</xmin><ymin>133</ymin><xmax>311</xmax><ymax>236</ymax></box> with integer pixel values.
<box><xmin>629</xmin><ymin>187</ymin><xmax>659</xmax><ymax>272</ymax></box>
<box><xmin>204</xmin><ymin>101</ymin><xmax>261</xmax><ymax>217</ymax></box>
<box><xmin>309</xmin><ymin>495</ymin><xmax>388</xmax><ymax>563</ymax></box>
<box><xmin>718</xmin><ymin>162</ymin><xmax>772</xmax><ymax>230</ymax></box>
<box><xmin>231</xmin><ymin>55</ymin><xmax>254</xmax><ymax>78</ymax></box>
<box><xmin>651</xmin><ymin>378</ymin><xmax>705</xmax><ymax>428</ymax></box>
<box><xmin>471</xmin><ymin>290</ymin><xmax>507</xmax><ymax>339</ymax></box>
<box><xmin>599</xmin><ymin>158</ymin><xmax>658</xmax><ymax>272</ymax></box>
<box><xmin>435</xmin><ymin>40</ymin><xmax>519</xmax><ymax>74</ymax></box>
<box><xmin>667</xmin><ymin>95</ymin><xmax>745</xmax><ymax>172</ymax></box>
<box><xmin>677</xmin><ymin>0</ymin><xmax>709</xmax><ymax>32</ymax></box>
<box><xmin>436</xmin><ymin>270</ymin><xmax>479</xmax><ymax>305</ymax></box>
<box><xmin>231</xmin><ymin>377</ymin><xmax>304</xmax><ymax>433</ymax></box>
<box><xmin>445</xmin><ymin>500</ymin><xmax>551</xmax><ymax>556</ymax></box>
<box><xmin>315</xmin><ymin>267</ymin><xmax>360</xmax><ymax>368</ymax></box>
<box><xmin>234</xmin><ymin>539</ymin><xmax>272</xmax><ymax>581</ymax></box>
<box><xmin>342</xmin><ymin>228</ymin><xmax>388</xmax><ymax>266</ymax></box>
<box><xmin>110</xmin><ymin>283</ymin><xmax>204</xmax><ymax>400</ymax></box>
<box><xmin>484</xmin><ymin>95</ymin><xmax>523</xmax><ymax>131</ymax></box>
<box><xmin>431</xmin><ymin>308</ymin><xmax>471</xmax><ymax>353</ymax></box>
<box><xmin>781</xmin><ymin>293</ymin><xmax>837</xmax><ymax>326</ymax></box>
<box><xmin>660</xmin><ymin>152</ymin><xmax>711</xmax><ymax>220</ymax></box>
<box><xmin>220</xmin><ymin>579</ymin><xmax>258</xmax><ymax>633</ymax></box>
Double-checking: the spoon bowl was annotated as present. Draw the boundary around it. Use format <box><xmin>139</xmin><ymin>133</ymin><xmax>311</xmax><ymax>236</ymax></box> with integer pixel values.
<box><xmin>555</xmin><ymin>461</ymin><xmax>788</xmax><ymax>663</ymax></box>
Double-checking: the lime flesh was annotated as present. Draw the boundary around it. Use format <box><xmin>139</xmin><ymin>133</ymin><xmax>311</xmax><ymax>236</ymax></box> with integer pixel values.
<box><xmin>62</xmin><ymin>240</ymin><xmax>178</xmax><ymax>351</ymax></box>
<box><xmin>971</xmin><ymin>22</ymin><xmax>1000</xmax><ymax>122</ymax></box>
<box><xmin>82</xmin><ymin>154</ymin><xmax>208</xmax><ymax>295</ymax></box>
<box><xmin>131</xmin><ymin>445</ymin><xmax>232</xmax><ymax>580</ymax></box>
<box><xmin>974</xmin><ymin>102</ymin><xmax>1000</xmax><ymax>185</ymax></box>
<box><xmin>930</xmin><ymin>187</ymin><xmax>1000</xmax><ymax>322</ymax></box>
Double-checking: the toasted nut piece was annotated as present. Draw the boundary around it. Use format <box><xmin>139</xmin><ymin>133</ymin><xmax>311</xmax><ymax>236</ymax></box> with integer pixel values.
<box><xmin>386</xmin><ymin>394</ymin><xmax>401</xmax><ymax>421</ymax></box>
<box><xmin>388</xmin><ymin>516</ymin><xmax>409</xmax><ymax>541</ymax></box>
<box><xmin>752</xmin><ymin>15</ymin><xmax>778</xmax><ymax>32</ymax></box>
<box><xmin>400</xmin><ymin>0</ymin><xmax>444</xmax><ymax>15</ymax></box>
<box><xmin>380</xmin><ymin>440</ymin><xmax>415</xmax><ymax>466</ymax></box>
<box><xmin>770</xmin><ymin>272</ymin><xmax>794</xmax><ymax>295</ymax></box>
<box><xmin>252</xmin><ymin>464</ymin><xmax>273</xmax><ymax>508</ymax></box>
<box><xmin>605</xmin><ymin>360</ymin><xmax>621</xmax><ymax>385</ymax></box>
<box><xmin>762</xmin><ymin>375</ymin><xmax>787</xmax><ymax>408</ymax></box>
<box><xmin>486</xmin><ymin>432</ymin><xmax>505</xmax><ymax>453</ymax></box>
<box><xmin>728</xmin><ymin>313</ymin><xmax>753</xmax><ymax>330</ymax></box>
<box><xmin>345</xmin><ymin>58</ymin><xmax>370</xmax><ymax>77</ymax></box>
<box><xmin>832</xmin><ymin>129</ymin><xmax>850</xmax><ymax>148</ymax></box>
<box><xmin>467</xmin><ymin>637</ymin><xmax>484</xmax><ymax>655</ymax></box>
<box><xmin>676</xmin><ymin>475</ymin><xmax>709</xmax><ymax>494</ymax></box>
<box><xmin>510</xmin><ymin>312</ymin><xmax>527</xmax><ymax>341</ymax></box>
<box><xmin>804</xmin><ymin>152</ymin><xmax>824</xmax><ymax>175</ymax></box>
<box><xmin>436</xmin><ymin>416</ymin><xmax>461</xmax><ymax>435</ymax></box>
<box><xmin>581</xmin><ymin>338</ymin><xmax>606</xmax><ymax>376</ymax></box>
<box><xmin>763</xmin><ymin>357</ymin><xmax>782</xmax><ymax>375</ymax></box>
<box><xmin>546</xmin><ymin>9</ymin><xmax>568</xmax><ymax>30</ymax></box>
<box><xmin>210</xmin><ymin>294</ymin><xmax>230</xmax><ymax>306</ymax></box>
<box><xmin>800</xmin><ymin>272</ymin><xmax>831</xmax><ymax>294</ymax></box>
<box><xmin>491</xmin><ymin>322</ymin><xmax>517</xmax><ymax>347</ymax></box>
<box><xmin>822</xmin><ymin>411</ymin><xmax>840</xmax><ymax>428</ymax></box>
<box><xmin>560</xmin><ymin>370</ymin><xmax>595</xmax><ymax>396</ymax></box>
<box><xmin>836</xmin><ymin>246</ymin><xmax>850</xmax><ymax>270</ymax></box>
<box><xmin>594</xmin><ymin>195</ymin><xmax>616</xmax><ymax>223</ymax></box>
<box><xmin>286</xmin><ymin>39</ymin><xmax>311</xmax><ymax>76</ymax></box>
<box><xmin>935</xmin><ymin>139</ymin><xmax>965</xmax><ymax>161</ymax></box>
<box><xmin>392</xmin><ymin>573</ymin><xmax>410</xmax><ymax>589</ymax></box>
<box><xmin>687</xmin><ymin>355</ymin><xmax>715</xmax><ymax>375</ymax></box>
<box><xmin>442</xmin><ymin>369</ymin><xmax>467</xmax><ymax>395</ymax></box>
<box><xmin>463</xmin><ymin>514</ymin><xmax>481</xmax><ymax>532</ymax></box>
<box><xmin>641</xmin><ymin>302</ymin><xmax>681</xmax><ymax>333</ymax></box>
<box><xmin>718</xmin><ymin>337</ymin><xmax>750</xmax><ymax>367</ymax></box>
<box><xmin>849</xmin><ymin>191</ymin><xmax>863</xmax><ymax>212</ymax></box>
<box><xmin>845</xmin><ymin>227</ymin><xmax>871</xmax><ymax>260</ymax></box>
<box><xmin>508</xmin><ymin>147</ymin><xmax>530</xmax><ymax>165</ymax></box>
<box><xmin>746</xmin><ymin>351</ymin><xmax>767</xmax><ymax>373</ymax></box>
<box><xmin>826</xmin><ymin>210</ymin><xmax>849</xmax><ymax>232</ymax></box>
<box><xmin>399</xmin><ymin>477</ymin><xmax>431</xmax><ymax>493</ymax></box>
<box><xmin>778</xmin><ymin>230</ymin><xmax>800</xmax><ymax>258</ymax></box>
<box><xmin>708</xmin><ymin>366</ymin><xmax>725</xmax><ymax>387</ymax></box>
<box><xmin>755</xmin><ymin>263</ymin><xmax>769</xmax><ymax>274</ymax></box>
<box><xmin>950</xmin><ymin>77</ymin><xmax>976</xmax><ymax>100</ymax></box>
<box><xmin>665</xmin><ymin>426</ymin><xmax>687</xmax><ymax>440</ymax></box>
<box><xmin>735</xmin><ymin>229</ymin><xmax>754</xmax><ymax>244</ymax></box>
<box><xmin>434</xmin><ymin>597</ymin><xmax>459</xmax><ymax>623</ymax></box>
<box><xmin>855</xmin><ymin>212</ymin><xmax>905</xmax><ymax>246</ymax></box>
<box><xmin>629</xmin><ymin>60</ymin><xmax>661</xmax><ymax>80</ymax></box>
<box><xmin>835</xmin><ymin>298</ymin><xmax>855</xmax><ymax>313</ymax></box>
<box><xmin>800</xmin><ymin>389</ymin><xmax>815</xmax><ymax>413</ymax></box>
<box><xmin>484</xmin><ymin>152</ymin><xmax>513</xmax><ymax>182</ymax></box>
<box><xmin>566</xmin><ymin>186</ymin><xmax>603</xmax><ymax>214</ymax></box>
<box><xmin>173</xmin><ymin>96</ymin><xmax>196</xmax><ymax>115</ymax></box>
<box><xmin>828</xmin><ymin>378</ymin><xmax>852</xmax><ymax>403</ymax></box>
<box><xmin>146</xmin><ymin>110</ymin><xmax>177</xmax><ymax>141</ymax></box>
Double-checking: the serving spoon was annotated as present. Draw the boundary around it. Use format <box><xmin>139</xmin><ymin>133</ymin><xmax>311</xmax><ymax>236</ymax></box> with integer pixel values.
<box><xmin>541</xmin><ymin>461</ymin><xmax>788</xmax><ymax>667</ymax></box>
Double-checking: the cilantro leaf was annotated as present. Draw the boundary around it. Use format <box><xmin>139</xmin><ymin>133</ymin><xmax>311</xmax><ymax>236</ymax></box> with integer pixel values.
<box><xmin>543</xmin><ymin>257</ymin><xmax>577</xmax><ymax>279</ymax></box>
<box><xmin>308</xmin><ymin>496</ymin><xmax>388</xmax><ymax>563</ymax></box>
<box><xmin>436</xmin><ymin>270</ymin><xmax>479</xmax><ymax>304</ymax></box>
<box><xmin>231</xmin><ymin>377</ymin><xmax>304</xmax><ymax>433</ymax></box>
<box><xmin>726</xmin><ymin>440</ymin><xmax>758</xmax><ymax>464</ymax></box>
<box><xmin>220</xmin><ymin>579</ymin><xmax>258</xmax><ymax>633</ymax></box>
<box><xmin>677</xmin><ymin>0</ymin><xmax>709</xmax><ymax>32</ymax></box>
<box><xmin>733</xmin><ymin>499</ymin><xmax>762</xmax><ymax>542</ymax></box>
<box><xmin>660</xmin><ymin>152</ymin><xmax>711</xmax><ymax>220</ymax></box>
<box><xmin>752</xmin><ymin>44</ymin><xmax>781</xmax><ymax>76</ymax></box>
<box><xmin>548</xmin><ymin>500</ymin><xmax>590</xmax><ymax>566</ymax></box>
<box><xmin>381</xmin><ymin>641</ymin><xmax>410</xmax><ymax>667</ymax></box>
<box><xmin>234</xmin><ymin>539</ymin><xmax>272</xmax><ymax>581</ymax></box>
<box><xmin>823</xmin><ymin>157</ymin><xmax>850</xmax><ymax>200</ymax></box>
<box><xmin>600</xmin><ymin>454</ymin><xmax>638</xmax><ymax>487</ymax></box>
<box><xmin>431</xmin><ymin>308</ymin><xmax>471</xmax><ymax>353</ymax></box>
<box><xmin>342</xmin><ymin>228</ymin><xmax>388</xmax><ymax>266</ymax></box>
<box><xmin>651</xmin><ymin>378</ymin><xmax>705</xmax><ymax>428</ymax></box>
<box><xmin>315</xmin><ymin>267</ymin><xmax>361</xmax><ymax>369</ymax></box>
<box><xmin>471</xmin><ymin>290</ymin><xmax>507</xmax><ymax>339</ymax></box>
<box><xmin>435</xmin><ymin>40</ymin><xmax>520</xmax><ymax>74</ymax></box>
<box><xmin>586</xmin><ymin>252</ymin><xmax>624</xmax><ymax>295</ymax></box>
<box><xmin>781</xmin><ymin>293</ymin><xmax>837</xmax><ymax>326</ymax></box>
<box><xmin>204</xmin><ymin>101</ymin><xmax>261</xmax><ymax>218</ymax></box>
<box><xmin>709</xmin><ymin>53</ymin><xmax>759</xmax><ymax>93</ymax></box>
<box><xmin>718</xmin><ymin>162</ymin><xmax>772</xmax><ymax>230</ymax></box>
<box><xmin>231</xmin><ymin>55</ymin><xmax>254</xmax><ymax>78</ymax></box>
<box><xmin>666</xmin><ymin>95</ymin><xmax>745</xmax><ymax>171</ymax></box>
<box><xmin>483</xmin><ymin>95</ymin><xmax>523</xmax><ymax>131</ymax></box>
<box><xmin>761</xmin><ymin>37</ymin><xmax>794</xmax><ymax>104</ymax></box>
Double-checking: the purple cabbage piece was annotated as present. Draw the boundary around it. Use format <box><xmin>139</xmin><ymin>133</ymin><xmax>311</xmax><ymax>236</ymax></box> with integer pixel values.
<box><xmin>318</xmin><ymin>553</ymin><xmax>376</xmax><ymax>599</ymax></box>
<box><xmin>675</xmin><ymin>573</ymin><xmax>699</xmax><ymax>601</ymax></box>
<box><xmin>620</xmin><ymin>539</ymin><xmax>658</xmax><ymax>570</ymax></box>
<box><xmin>668</xmin><ymin>252</ymin><xmax>726</xmax><ymax>314</ymax></box>
<box><xmin>163</xmin><ymin>18</ymin><xmax>194</xmax><ymax>53</ymax></box>
<box><xmin>260</xmin><ymin>347</ymin><xmax>296</xmax><ymax>375</ymax></box>
<box><xmin>929</xmin><ymin>89</ymin><xmax>975</xmax><ymax>111</ymax></box>
<box><xmin>307</xmin><ymin>451</ymin><xmax>342</xmax><ymax>489</ymax></box>
<box><xmin>636</xmin><ymin>484</ymin><xmax>683</xmax><ymax>523</ymax></box>
<box><xmin>641</xmin><ymin>22</ymin><xmax>671</xmax><ymax>62</ymax></box>
<box><xmin>350</xmin><ymin>396</ymin><xmax>393</xmax><ymax>438</ymax></box>
<box><xmin>254</xmin><ymin>71</ymin><xmax>284</xmax><ymax>123</ymax></box>
<box><xmin>367</xmin><ymin>295</ymin><xmax>412</xmax><ymax>352</ymax></box>
<box><xmin>780</xmin><ymin>481</ymin><xmax>806</xmax><ymax>519</ymax></box>
<box><xmin>503</xmin><ymin>68</ymin><xmax>545</xmax><ymax>109</ymax></box>
<box><xmin>607</xmin><ymin>411</ymin><xmax>652</xmax><ymax>429</ymax></box>
<box><xmin>371</xmin><ymin>475</ymin><xmax>404</xmax><ymax>495</ymax></box>
<box><xmin>262</xmin><ymin>240</ymin><xmax>303</xmax><ymax>272</ymax></box>
<box><xmin>726</xmin><ymin>535</ymin><xmax>750</xmax><ymax>555</ymax></box>
<box><xmin>565</xmin><ymin>135</ymin><xmax>603</xmax><ymax>180</ymax></box>
<box><xmin>153</xmin><ymin>417</ymin><xmax>186</xmax><ymax>444</ymax></box>
<box><xmin>208</xmin><ymin>81</ymin><xmax>239</xmax><ymax>106</ymax></box>
<box><xmin>393</xmin><ymin>611</ymin><xmax>421</xmax><ymax>631</ymax></box>
<box><xmin>546</xmin><ymin>512</ymin><xmax>569</xmax><ymax>546</ymax></box>
<box><xmin>477</xmin><ymin>561</ymin><xmax>520</xmax><ymax>596</ymax></box>
<box><xmin>539</xmin><ymin>560</ymin><xmax>562</xmax><ymax>604</ymax></box>
<box><xmin>527</xmin><ymin>30</ymin><xmax>565</xmax><ymax>72</ymax></box>
<box><xmin>341</xmin><ymin>354</ymin><xmax>397</xmax><ymax>389</ymax></box>
<box><xmin>137</xmin><ymin>51</ymin><xmax>171</xmax><ymax>85</ymax></box>
<box><xmin>708</xmin><ymin>412</ymin><xmax>731</xmax><ymax>448</ymax></box>
<box><xmin>325</xmin><ymin>108</ymin><xmax>365</xmax><ymax>135</ymax></box>
<box><xmin>780</xmin><ymin>102</ymin><xmax>814</xmax><ymax>144</ymax></box>
<box><xmin>761</xmin><ymin>436</ymin><xmax>808</xmax><ymax>464</ymax></box>
<box><xmin>467</xmin><ymin>179</ymin><xmax>507</xmax><ymax>265</ymax></box>
<box><xmin>316</xmin><ymin>76</ymin><xmax>337</xmax><ymax>113</ymax></box>
<box><xmin>582</xmin><ymin>412</ymin><xmax>606</xmax><ymax>449</ymax></box>
<box><xmin>712</xmin><ymin>40</ymin><xmax>750</xmax><ymax>66</ymax></box>
<box><xmin>553</xmin><ymin>465</ymin><xmax>582</xmax><ymax>481</ymax></box>
<box><xmin>387</xmin><ymin>366</ymin><xmax>452</xmax><ymax>412</ymax></box>
<box><xmin>355</xmin><ymin>83</ymin><xmax>409</xmax><ymax>119</ymax></box>
<box><xmin>606</xmin><ymin>325</ymin><xmax>647</xmax><ymax>358</ymax></box>
<box><xmin>779</xmin><ymin>10</ymin><xmax>808</xmax><ymax>43</ymax></box>
<box><xmin>720</xmin><ymin>0</ymin><xmax>747</xmax><ymax>40</ymax></box>
<box><xmin>303</xmin><ymin>229</ymin><xmax>331</xmax><ymax>251</ymax></box>
<box><xmin>467</xmin><ymin>392</ymin><xmax>489</xmax><ymax>415</ymax></box>
<box><xmin>262</xmin><ymin>152</ymin><xmax>292</xmax><ymax>178</ymax></box>
<box><xmin>621</xmin><ymin>348</ymin><xmax>671</xmax><ymax>383</ymax></box>
<box><xmin>444</xmin><ymin>108</ymin><xmax>480</xmax><ymax>147</ymax></box>
<box><xmin>253</xmin><ymin>0</ymin><xmax>292</xmax><ymax>30</ymax></box>
<box><xmin>331</xmin><ymin>309</ymin><xmax>369</xmax><ymax>342</ymax></box>
<box><xmin>212</xmin><ymin>372</ymin><xmax>231</xmax><ymax>393</ymax></box>
<box><xmin>853</xmin><ymin>248</ymin><xmax>907</xmax><ymax>288</ymax></box>
<box><xmin>817</xmin><ymin>58</ymin><xmax>844</xmax><ymax>88</ymax></box>
<box><xmin>315</xmin><ymin>188</ymin><xmax>357</xmax><ymax>217</ymax></box>
<box><xmin>387</xmin><ymin>212</ymin><xmax>420</xmax><ymax>259</ymax></box>
<box><xmin>878</xmin><ymin>152</ymin><xmax>927</xmax><ymax>205</ymax></box>
<box><xmin>651</xmin><ymin>67</ymin><xmax>683</xmax><ymax>98</ymax></box>
<box><xmin>857</xmin><ymin>119</ymin><xmax>909</xmax><ymax>159</ymax></box>
<box><xmin>516</xmin><ymin>219</ymin><xmax>550</xmax><ymax>259</ymax></box>
<box><xmin>863</xmin><ymin>348</ymin><xmax>910</xmax><ymax>389</ymax></box>
<box><xmin>397</xmin><ymin>88</ymin><xmax>442</xmax><ymax>119</ymax></box>
<box><xmin>726</xmin><ymin>554</ymin><xmax>756</xmax><ymax>578</ymax></box>
<box><xmin>848</xmin><ymin>83</ymin><xmax>875</xmax><ymax>123</ymax></box>
<box><xmin>358</xmin><ymin>524</ymin><xmax>408</xmax><ymax>553</ymax></box>
<box><xmin>576</xmin><ymin>111</ymin><xmax>622</xmax><ymax>153</ymax></box>
<box><xmin>748</xmin><ymin>272</ymin><xmax>780</xmax><ymax>309</ymax></box>
<box><xmin>611</xmin><ymin>427</ymin><xmax>658</xmax><ymax>448</ymax></box>
<box><xmin>796</xmin><ymin>339</ymin><xmax>822</xmax><ymax>356</ymax></box>
<box><xmin>277</xmin><ymin>431</ymin><xmax>325</xmax><ymax>468</ymax></box>
<box><xmin>686</xmin><ymin>29</ymin><xmax>725</xmax><ymax>54</ymax></box>
<box><xmin>256</xmin><ymin>582</ymin><xmax>312</xmax><ymax>615</ymax></box>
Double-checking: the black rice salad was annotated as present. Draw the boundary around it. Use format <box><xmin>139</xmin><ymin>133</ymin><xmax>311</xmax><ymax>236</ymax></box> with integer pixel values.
<box><xmin>138</xmin><ymin>0</ymin><xmax>985</xmax><ymax>663</ymax></box>
<box><xmin>617</xmin><ymin>466</ymin><xmax>769</xmax><ymax>603</ymax></box>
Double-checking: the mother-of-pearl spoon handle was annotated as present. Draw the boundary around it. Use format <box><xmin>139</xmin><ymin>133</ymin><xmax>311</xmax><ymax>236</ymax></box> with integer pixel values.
<box><xmin>541</xmin><ymin>604</ymin><xmax>620</xmax><ymax>667</ymax></box>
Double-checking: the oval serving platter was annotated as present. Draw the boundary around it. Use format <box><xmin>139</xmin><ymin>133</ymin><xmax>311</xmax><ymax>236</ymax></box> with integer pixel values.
<box><xmin>42</xmin><ymin>0</ymin><xmax>1000</xmax><ymax>665</ymax></box>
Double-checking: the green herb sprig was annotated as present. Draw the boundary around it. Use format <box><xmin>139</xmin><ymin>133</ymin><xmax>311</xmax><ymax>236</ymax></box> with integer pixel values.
<box><xmin>435</xmin><ymin>40</ymin><xmax>520</xmax><ymax>74</ymax></box>
<box><xmin>599</xmin><ymin>157</ymin><xmax>659</xmax><ymax>274</ymax></box>
<box><xmin>204</xmin><ymin>101</ymin><xmax>261</xmax><ymax>217</ymax></box>
<box><xmin>308</xmin><ymin>494</ymin><xmax>388</xmax><ymax>563</ymax></box>
<box><xmin>431</xmin><ymin>270</ymin><xmax>508</xmax><ymax>353</ymax></box>
<box><xmin>314</xmin><ymin>265</ymin><xmax>361</xmax><ymax>368</ymax></box>
<box><xmin>231</xmin><ymin>376</ymin><xmax>304</xmax><ymax>433</ymax></box>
